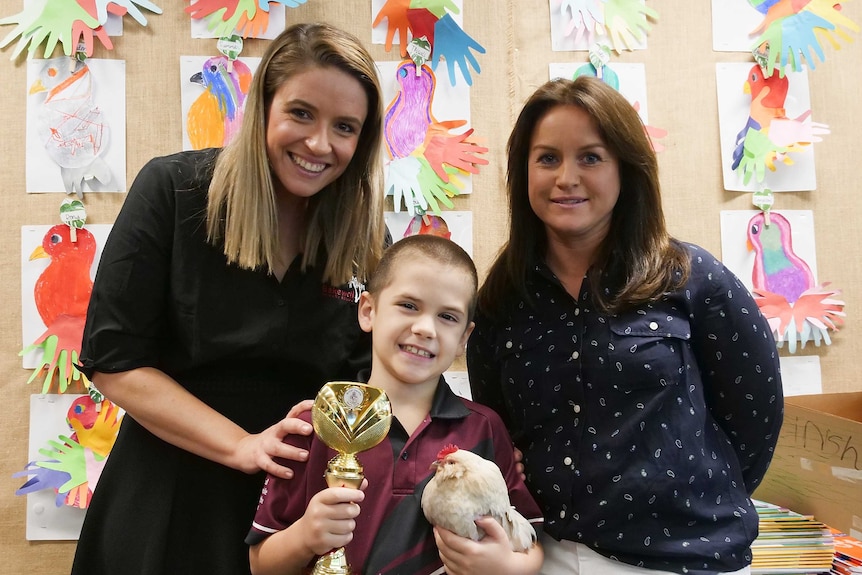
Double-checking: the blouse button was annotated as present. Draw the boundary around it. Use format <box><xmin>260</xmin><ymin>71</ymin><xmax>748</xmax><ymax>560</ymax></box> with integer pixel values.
<box><xmin>505</xmin><ymin>340</ymin><xmax>513</xmax><ymax>349</ymax></box>
<box><xmin>574</xmin><ymin>308</ymin><xmax>580</xmax><ymax>316</ymax></box>
<box><xmin>563</xmin><ymin>456</ymin><xmax>572</xmax><ymax>465</ymax></box>
<box><xmin>649</xmin><ymin>321</ymin><xmax>658</xmax><ymax>330</ymax></box>
<box><xmin>571</xmin><ymin>351</ymin><xmax>579</xmax><ymax>360</ymax></box>
<box><xmin>559</xmin><ymin>510</ymin><xmax>566</xmax><ymax>519</ymax></box>
<box><xmin>573</xmin><ymin>404</ymin><xmax>581</xmax><ymax>414</ymax></box>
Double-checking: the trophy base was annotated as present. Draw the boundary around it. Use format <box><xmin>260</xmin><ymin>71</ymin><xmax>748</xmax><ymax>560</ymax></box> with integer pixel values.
<box><xmin>311</xmin><ymin>546</ymin><xmax>353</xmax><ymax>575</ymax></box>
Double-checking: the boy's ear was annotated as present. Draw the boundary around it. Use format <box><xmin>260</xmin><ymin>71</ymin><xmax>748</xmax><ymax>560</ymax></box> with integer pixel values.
<box><xmin>456</xmin><ymin>321</ymin><xmax>475</xmax><ymax>357</ymax></box>
<box><xmin>357</xmin><ymin>291</ymin><xmax>375</xmax><ymax>333</ymax></box>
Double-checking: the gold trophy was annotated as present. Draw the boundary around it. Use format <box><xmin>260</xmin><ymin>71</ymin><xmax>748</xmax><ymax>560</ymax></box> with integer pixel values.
<box><xmin>310</xmin><ymin>381</ymin><xmax>392</xmax><ymax>575</ymax></box>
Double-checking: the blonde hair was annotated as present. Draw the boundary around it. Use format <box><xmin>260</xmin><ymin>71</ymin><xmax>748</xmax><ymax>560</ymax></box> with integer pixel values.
<box><xmin>206</xmin><ymin>22</ymin><xmax>385</xmax><ymax>284</ymax></box>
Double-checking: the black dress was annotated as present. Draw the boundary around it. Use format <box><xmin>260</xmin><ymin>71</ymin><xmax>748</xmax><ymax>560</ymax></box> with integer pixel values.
<box><xmin>71</xmin><ymin>149</ymin><xmax>372</xmax><ymax>575</ymax></box>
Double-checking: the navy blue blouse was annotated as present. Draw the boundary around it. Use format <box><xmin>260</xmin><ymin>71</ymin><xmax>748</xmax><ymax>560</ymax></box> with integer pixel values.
<box><xmin>467</xmin><ymin>243</ymin><xmax>783</xmax><ymax>575</ymax></box>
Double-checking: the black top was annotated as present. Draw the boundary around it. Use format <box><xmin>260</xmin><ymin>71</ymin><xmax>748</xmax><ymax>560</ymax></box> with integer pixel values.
<box><xmin>71</xmin><ymin>149</ymin><xmax>372</xmax><ymax>575</ymax></box>
<box><xmin>467</xmin><ymin>243</ymin><xmax>783</xmax><ymax>575</ymax></box>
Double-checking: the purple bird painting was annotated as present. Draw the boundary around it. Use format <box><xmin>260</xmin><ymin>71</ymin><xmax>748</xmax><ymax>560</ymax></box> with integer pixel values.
<box><xmin>747</xmin><ymin>211</ymin><xmax>844</xmax><ymax>352</ymax></box>
<box><xmin>186</xmin><ymin>56</ymin><xmax>252</xmax><ymax>149</ymax></box>
<box><xmin>382</xmin><ymin>60</ymin><xmax>488</xmax><ymax>215</ymax></box>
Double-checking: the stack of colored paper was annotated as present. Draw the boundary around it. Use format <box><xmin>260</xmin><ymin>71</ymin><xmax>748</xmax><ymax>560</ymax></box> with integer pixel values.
<box><xmin>751</xmin><ymin>500</ymin><xmax>834</xmax><ymax>574</ymax></box>
<box><xmin>830</xmin><ymin>528</ymin><xmax>862</xmax><ymax>575</ymax></box>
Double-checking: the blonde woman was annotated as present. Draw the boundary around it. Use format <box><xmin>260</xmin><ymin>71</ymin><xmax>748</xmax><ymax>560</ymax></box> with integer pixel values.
<box><xmin>72</xmin><ymin>23</ymin><xmax>386</xmax><ymax>575</ymax></box>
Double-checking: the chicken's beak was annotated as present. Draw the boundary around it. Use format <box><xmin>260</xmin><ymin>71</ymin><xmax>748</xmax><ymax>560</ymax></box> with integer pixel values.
<box><xmin>429</xmin><ymin>460</ymin><xmax>441</xmax><ymax>471</ymax></box>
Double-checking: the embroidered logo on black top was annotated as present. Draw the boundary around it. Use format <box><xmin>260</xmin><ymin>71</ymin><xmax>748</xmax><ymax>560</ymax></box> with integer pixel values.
<box><xmin>322</xmin><ymin>276</ymin><xmax>364</xmax><ymax>303</ymax></box>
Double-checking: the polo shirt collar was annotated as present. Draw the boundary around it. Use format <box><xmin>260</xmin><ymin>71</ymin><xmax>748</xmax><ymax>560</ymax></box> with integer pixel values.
<box><xmin>356</xmin><ymin>370</ymin><xmax>471</xmax><ymax>420</ymax></box>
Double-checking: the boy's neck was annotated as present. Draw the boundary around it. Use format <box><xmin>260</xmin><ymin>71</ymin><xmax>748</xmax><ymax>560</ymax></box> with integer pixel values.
<box><xmin>366</xmin><ymin>373</ymin><xmax>438</xmax><ymax>437</ymax></box>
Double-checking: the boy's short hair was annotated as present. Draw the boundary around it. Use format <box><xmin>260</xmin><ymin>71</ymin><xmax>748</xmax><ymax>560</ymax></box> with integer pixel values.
<box><xmin>368</xmin><ymin>235</ymin><xmax>478</xmax><ymax>322</ymax></box>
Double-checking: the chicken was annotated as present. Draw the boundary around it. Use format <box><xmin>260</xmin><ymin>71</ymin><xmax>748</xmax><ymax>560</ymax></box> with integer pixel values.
<box><xmin>420</xmin><ymin>445</ymin><xmax>536</xmax><ymax>552</ymax></box>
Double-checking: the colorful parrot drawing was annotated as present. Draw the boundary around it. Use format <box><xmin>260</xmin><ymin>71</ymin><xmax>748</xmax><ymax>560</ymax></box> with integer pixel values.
<box><xmin>20</xmin><ymin>224</ymin><xmax>97</xmax><ymax>393</ymax></box>
<box><xmin>13</xmin><ymin>395</ymin><xmax>123</xmax><ymax>509</ymax></box>
<box><xmin>29</xmin><ymin>58</ymin><xmax>113</xmax><ymax>197</ymax></box>
<box><xmin>731</xmin><ymin>64</ymin><xmax>828</xmax><ymax>185</ymax></box>
<box><xmin>187</xmin><ymin>56</ymin><xmax>252</xmax><ymax>150</ymax></box>
<box><xmin>556</xmin><ymin>0</ymin><xmax>659</xmax><ymax>54</ymax></box>
<box><xmin>372</xmin><ymin>1</ymin><xmax>485</xmax><ymax>86</ymax></box>
<box><xmin>748</xmin><ymin>0</ymin><xmax>859</xmax><ymax>76</ymax></box>
<box><xmin>383</xmin><ymin>61</ymin><xmax>488</xmax><ymax>216</ymax></box>
<box><xmin>403</xmin><ymin>214</ymin><xmax>452</xmax><ymax>239</ymax></box>
<box><xmin>186</xmin><ymin>0</ymin><xmax>307</xmax><ymax>38</ymax></box>
<box><xmin>746</xmin><ymin>212</ymin><xmax>844</xmax><ymax>352</ymax></box>
<box><xmin>0</xmin><ymin>0</ymin><xmax>162</xmax><ymax>59</ymax></box>
<box><xmin>572</xmin><ymin>62</ymin><xmax>667</xmax><ymax>152</ymax></box>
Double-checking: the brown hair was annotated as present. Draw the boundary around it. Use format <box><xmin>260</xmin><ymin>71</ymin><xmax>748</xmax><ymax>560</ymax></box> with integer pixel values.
<box><xmin>368</xmin><ymin>235</ymin><xmax>478</xmax><ymax>322</ymax></box>
<box><xmin>206</xmin><ymin>22</ymin><xmax>385</xmax><ymax>285</ymax></box>
<box><xmin>479</xmin><ymin>76</ymin><xmax>690</xmax><ymax>315</ymax></box>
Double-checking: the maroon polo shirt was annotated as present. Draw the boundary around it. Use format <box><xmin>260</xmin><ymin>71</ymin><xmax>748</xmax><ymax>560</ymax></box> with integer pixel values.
<box><xmin>246</xmin><ymin>378</ymin><xmax>543</xmax><ymax>575</ymax></box>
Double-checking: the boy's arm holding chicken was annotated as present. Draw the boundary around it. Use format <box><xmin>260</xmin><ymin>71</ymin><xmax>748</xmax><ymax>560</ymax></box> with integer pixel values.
<box><xmin>421</xmin><ymin>443</ymin><xmax>544</xmax><ymax>575</ymax></box>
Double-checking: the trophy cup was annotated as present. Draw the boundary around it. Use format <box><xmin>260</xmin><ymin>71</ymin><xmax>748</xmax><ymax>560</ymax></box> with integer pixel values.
<box><xmin>310</xmin><ymin>381</ymin><xmax>392</xmax><ymax>575</ymax></box>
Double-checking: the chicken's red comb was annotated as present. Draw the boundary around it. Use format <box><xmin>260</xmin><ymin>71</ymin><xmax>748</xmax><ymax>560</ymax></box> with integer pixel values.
<box><xmin>436</xmin><ymin>444</ymin><xmax>459</xmax><ymax>460</ymax></box>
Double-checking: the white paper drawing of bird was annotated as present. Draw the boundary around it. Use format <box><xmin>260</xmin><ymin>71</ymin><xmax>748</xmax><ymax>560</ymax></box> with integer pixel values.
<box><xmin>29</xmin><ymin>57</ymin><xmax>112</xmax><ymax>197</ymax></box>
<box><xmin>421</xmin><ymin>444</ymin><xmax>537</xmax><ymax>552</ymax></box>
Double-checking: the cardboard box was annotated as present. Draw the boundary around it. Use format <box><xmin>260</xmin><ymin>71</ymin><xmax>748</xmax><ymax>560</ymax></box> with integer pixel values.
<box><xmin>753</xmin><ymin>392</ymin><xmax>862</xmax><ymax>539</ymax></box>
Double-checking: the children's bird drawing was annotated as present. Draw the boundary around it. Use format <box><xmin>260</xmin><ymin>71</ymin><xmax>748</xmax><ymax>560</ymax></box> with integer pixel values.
<box><xmin>731</xmin><ymin>64</ymin><xmax>828</xmax><ymax>185</ymax></box>
<box><xmin>21</xmin><ymin>224</ymin><xmax>97</xmax><ymax>393</ymax></box>
<box><xmin>746</xmin><ymin>212</ymin><xmax>844</xmax><ymax>352</ymax></box>
<box><xmin>29</xmin><ymin>58</ymin><xmax>113</xmax><ymax>197</ymax></box>
<box><xmin>14</xmin><ymin>395</ymin><xmax>123</xmax><ymax>509</ymax></box>
<box><xmin>383</xmin><ymin>61</ymin><xmax>488</xmax><ymax>216</ymax></box>
<box><xmin>187</xmin><ymin>56</ymin><xmax>252</xmax><ymax>149</ymax></box>
<box><xmin>748</xmin><ymin>0</ymin><xmax>859</xmax><ymax>76</ymax></box>
<box><xmin>0</xmin><ymin>0</ymin><xmax>162</xmax><ymax>59</ymax></box>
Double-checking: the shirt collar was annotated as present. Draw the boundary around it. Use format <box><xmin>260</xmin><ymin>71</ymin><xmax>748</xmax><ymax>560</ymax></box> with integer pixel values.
<box><xmin>355</xmin><ymin>370</ymin><xmax>470</xmax><ymax>420</ymax></box>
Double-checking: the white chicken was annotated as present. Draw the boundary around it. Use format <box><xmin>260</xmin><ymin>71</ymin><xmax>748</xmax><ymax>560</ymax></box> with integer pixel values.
<box><xmin>420</xmin><ymin>444</ymin><xmax>537</xmax><ymax>552</ymax></box>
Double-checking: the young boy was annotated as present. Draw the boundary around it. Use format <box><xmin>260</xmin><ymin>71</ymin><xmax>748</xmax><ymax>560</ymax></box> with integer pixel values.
<box><xmin>246</xmin><ymin>235</ymin><xmax>544</xmax><ymax>575</ymax></box>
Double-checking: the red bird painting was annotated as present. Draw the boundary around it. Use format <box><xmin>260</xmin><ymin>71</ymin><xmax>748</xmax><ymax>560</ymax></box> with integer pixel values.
<box><xmin>21</xmin><ymin>224</ymin><xmax>97</xmax><ymax>393</ymax></box>
<box><xmin>746</xmin><ymin>212</ymin><xmax>844</xmax><ymax>353</ymax></box>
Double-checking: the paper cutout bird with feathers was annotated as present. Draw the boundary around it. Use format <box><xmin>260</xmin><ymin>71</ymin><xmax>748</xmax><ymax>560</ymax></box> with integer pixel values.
<box><xmin>14</xmin><ymin>395</ymin><xmax>122</xmax><ymax>509</ymax></box>
<box><xmin>383</xmin><ymin>60</ymin><xmax>488</xmax><ymax>216</ymax></box>
<box><xmin>185</xmin><ymin>0</ymin><xmax>307</xmax><ymax>38</ymax></box>
<box><xmin>29</xmin><ymin>58</ymin><xmax>114</xmax><ymax>197</ymax></box>
<box><xmin>187</xmin><ymin>56</ymin><xmax>252</xmax><ymax>149</ymax></box>
<box><xmin>731</xmin><ymin>64</ymin><xmax>828</xmax><ymax>185</ymax></box>
<box><xmin>748</xmin><ymin>0</ymin><xmax>859</xmax><ymax>77</ymax></box>
<box><xmin>746</xmin><ymin>211</ymin><xmax>845</xmax><ymax>353</ymax></box>
<box><xmin>20</xmin><ymin>224</ymin><xmax>96</xmax><ymax>394</ymax></box>
<box><xmin>0</xmin><ymin>0</ymin><xmax>162</xmax><ymax>59</ymax></box>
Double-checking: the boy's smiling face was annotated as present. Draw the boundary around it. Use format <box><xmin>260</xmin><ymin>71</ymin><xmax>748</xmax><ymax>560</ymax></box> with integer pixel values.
<box><xmin>358</xmin><ymin>255</ymin><xmax>475</xmax><ymax>390</ymax></box>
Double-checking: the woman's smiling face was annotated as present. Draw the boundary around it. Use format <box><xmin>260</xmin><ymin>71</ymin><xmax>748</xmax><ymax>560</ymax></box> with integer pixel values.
<box><xmin>265</xmin><ymin>66</ymin><xmax>368</xmax><ymax>200</ymax></box>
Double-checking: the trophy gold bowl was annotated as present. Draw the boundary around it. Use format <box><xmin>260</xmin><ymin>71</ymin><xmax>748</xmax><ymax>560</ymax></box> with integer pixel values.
<box><xmin>310</xmin><ymin>381</ymin><xmax>392</xmax><ymax>575</ymax></box>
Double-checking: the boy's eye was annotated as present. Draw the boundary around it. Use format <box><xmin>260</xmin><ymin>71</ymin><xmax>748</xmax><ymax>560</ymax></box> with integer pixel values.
<box><xmin>439</xmin><ymin>313</ymin><xmax>459</xmax><ymax>323</ymax></box>
<box><xmin>398</xmin><ymin>302</ymin><xmax>418</xmax><ymax>311</ymax></box>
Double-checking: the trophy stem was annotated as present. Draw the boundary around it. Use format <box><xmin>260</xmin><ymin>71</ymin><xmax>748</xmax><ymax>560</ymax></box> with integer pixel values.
<box><xmin>324</xmin><ymin>453</ymin><xmax>364</xmax><ymax>489</ymax></box>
